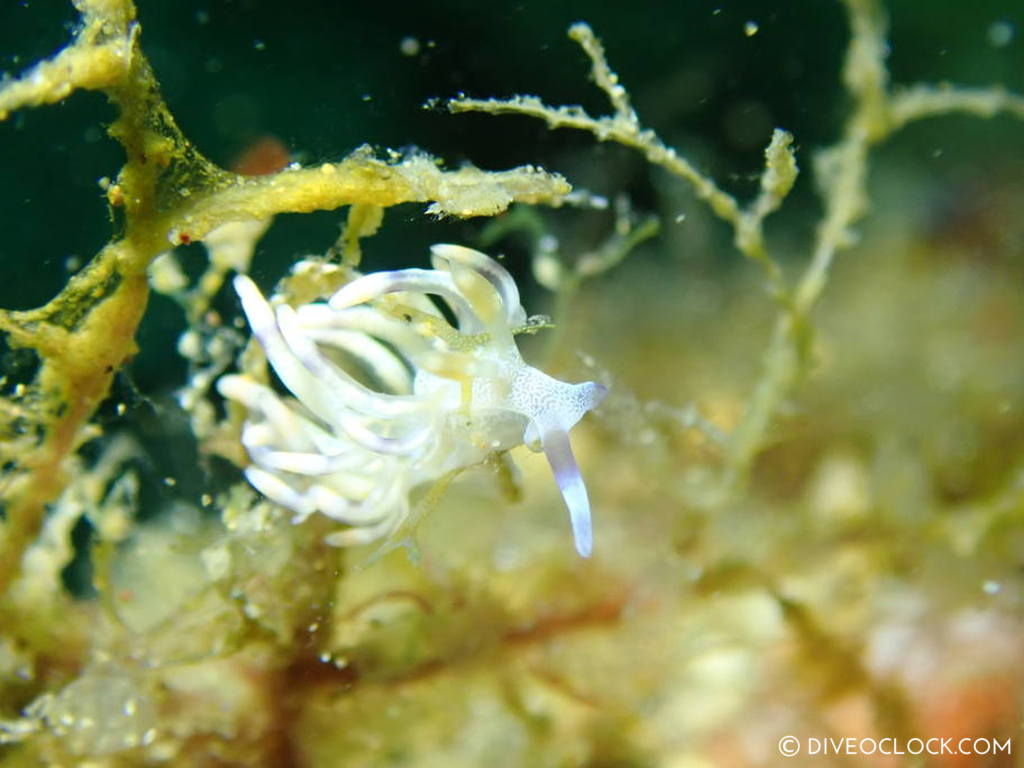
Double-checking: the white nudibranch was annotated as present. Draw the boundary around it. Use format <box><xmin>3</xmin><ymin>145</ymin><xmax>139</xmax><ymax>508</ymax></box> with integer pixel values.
<box><xmin>217</xmin><ymin>244</ymin><xmax>606</xmax><ymax>556</ymax></box>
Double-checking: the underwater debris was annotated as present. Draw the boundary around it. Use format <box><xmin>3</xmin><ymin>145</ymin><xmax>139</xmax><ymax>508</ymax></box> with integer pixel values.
<box><xmin>219</xmin><ymin>245</ymin><xmax>606</xmax><ymax>556</ymax></box>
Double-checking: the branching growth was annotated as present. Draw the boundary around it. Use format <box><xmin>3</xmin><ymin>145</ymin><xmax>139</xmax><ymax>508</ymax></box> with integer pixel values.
<box><xmin>449</xmin><ymin>2</ymin><xmax>1024</xmax><ymax>493</ymax></box>
<box><xmin>0</xmin><ymin>0</ymin><xmax>569</xmax><ymax>601</ymax></box>
<box><xmin>450</xmin><ymin>23</ymin><xmax>796</xmax><ymax>292</ymax></box>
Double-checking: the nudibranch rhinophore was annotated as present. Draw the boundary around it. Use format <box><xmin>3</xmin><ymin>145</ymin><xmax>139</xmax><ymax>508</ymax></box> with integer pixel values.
<box><xmin>218</xmin><ymin>244</ymin><xmax>606</xmax><ymax>556</ymax></box>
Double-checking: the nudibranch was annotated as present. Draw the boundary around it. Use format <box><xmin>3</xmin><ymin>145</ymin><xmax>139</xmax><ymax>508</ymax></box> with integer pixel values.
<box><xmin>218</xmin><ymin>244</ymin><xmax>606</xmax><ymax>556</ymax></box>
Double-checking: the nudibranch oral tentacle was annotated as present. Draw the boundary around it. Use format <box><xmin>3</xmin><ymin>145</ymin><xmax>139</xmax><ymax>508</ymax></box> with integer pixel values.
<box><xmin>539</xmin><ymin>428</ymin><xmax>593</xmax><ymax>557</ymax></box>
<box><xmin>218</xmin><ymin>245</ymin><xmax>606</xmax><ymax>557</ymax></box>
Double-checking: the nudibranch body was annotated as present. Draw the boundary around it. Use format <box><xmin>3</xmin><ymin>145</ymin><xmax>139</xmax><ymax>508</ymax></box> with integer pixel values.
<box><xmin>218</xmin><ymin>245</ymin><xmax>605</xmax><ymax>556</ymax></box>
